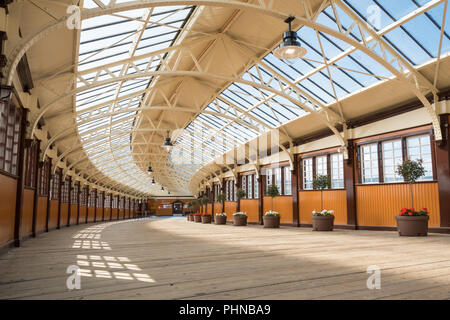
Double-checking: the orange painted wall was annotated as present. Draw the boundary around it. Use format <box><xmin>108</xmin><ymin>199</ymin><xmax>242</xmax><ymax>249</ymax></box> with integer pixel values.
<box><xmin>0</xmin><ymin>175</ymin><xmax>17</xmax><ymax>246</ymax></box>
<box><xmin>213</xmin><ymin>203</ymin><xmax>222</xmax><ymax>214</ymax></box>
<box><xmin>224</xmin><ymin>201</ymin><xmax>236</xmax><ymax>222</ymax></box>
<box><xmin>111</xmin><ymin>208</ymin><xmax>118</xmax><ymax>220</ymax></box>
<box><xmin>48</xmin><ymin>200</ymin><xmax>58</xmax><ymax>230</ymax></box>
<box><xmin>356</xmin><ymin>183</ymin><xmax>440</xmax><ymax>227</ymax></box>
<box><xmin>20</xmin><ymin>189</ymin><xmax>34</xmax><ymax>237</ymax></box>
<box><xmin>60</xmin><ymin>203</ymin><xmax>69</xmax><ymax>227</ymax></box>
<box><xmin>70</xmin><ymin>205</ymin><xmax>77</xmax><ymax>225</ymax></box>
<box><xmin>87</xmin><ymin>207</ymin><xmax>95</xmax><ymax>222</ymax></box>
<box><xmin>299</xmin><ymin>190</ymin><xmax>347</xmax><ymax>225</ymax></box>
<box><xmin>206</xmin><ymin>204</ymin><xmax>212</xmax><ymax>214</ymax></box>
<box><xmin>118</xmin><ymin>209</ymin><xmax>124</xmax><ymax>219</ymax></box>
<box><xmin>104</xmin><ymin>208</ymin><xmax>111</xmax><ymax>220</ymax></box>
<box><xmin>240</xmin><ymin>199</ymin><xmax>259</xmax><ymax>223</ymax></box>
<box><xmin>263</xmin><ymin>196</ymin><xmax>293</xmax><ymax>224</ymax></box>
<box><xmin>78</xmin><ymin>206</ymin><xmax>87</xmax><ymax>223</ymax></box>
<box><xmin>36</xmin><ymin>197</ymin><xmax>47</xmax><ymax>233</ymax></box>
<box><xmin>125</xmin><ymin>209</ymin><xmax>129</xmax><ymax>218</ymax></box>
<box><xmin>153</xmin><ymin>199</ymin><xmax>190</xmax><ymax>216</ymax></box>
<box><xmin>96</xmin><ymin>207</ymin><xmax>103</xmax><ymax>221</ymax></box>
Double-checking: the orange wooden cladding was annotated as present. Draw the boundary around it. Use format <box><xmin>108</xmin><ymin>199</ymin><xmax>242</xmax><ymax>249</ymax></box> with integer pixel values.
<box><xmin>213</xmin><ymin>203</ymin><xmax>222</xmax><ymax>214</ymax></box>
<box><xmin>36</xmin><ymin>197</ymin><xmax>47</xmax><ymax>233</ymax></box>
<box><xmin>356</xmin><ymin>183</ymin><xmax>440</xmax><ymax>227</ymax></box>
<box><xmin>111</xmin><ymin>208</ymin><xmax>118</xmax><ymax>220</ymax></box>
<box><xmin>96</xmin><ymin>207</ymin><xmax>102</xmax><ymax>221</ymax></box>
<box><xmin>60</xmin><ymin>203</ymin><xmax>69</xmax><ymax>226</ymax></box>
<box><xmin>78</xmin><ymin>206</ymin><xmax>87</xmax><ymax>223</ymax></box>
<box><xmin>263</xmin><ymin>196</ymin><xmax>293</xmax><ymax>224</ymax></box>
<box><xmin>70</xmin><ymin>205</ymin><xmax>77</xmax><ymax>225</ymax></box>
<box><xmin>298</xmin><ymin>190</ymin><xmax>347</xmax><ymax>225</ymax></box>
<box><xmin>206</xmin><ymin>204</ymin><xmax>212</xmax><ymax>214</ymax></box>
<box><xmin>87</xmin><ymin>207</ymin><xmax>95</xmax><ymax>222</ymax></box>
<box><xmin>125</xmin><ymin>209</ymin><xmax>129</xmax><ymax>219</ymax></box>
<box><xmin>104</xmin><ymin>208</ymin><xmax>111</xmax><ymax>220</ymax></box>
<box><xmin>0</xmin><ymin>175</ymin><xmax>17</xmax><ymax>246</ymax></box>
<box><xmin>48</xmin><ymin>200</ymin><xmax>58</xmax><ymax>230</ymax></box>
<box><xmin>20</xmin><ymin>189</ymin><xmax>34</xmax><ymax>237</ymax></box>
<box><xmin>224</xmin><ymin>201</ymin><xmax>236</xmax><ymax>222</ymax></box>
<box><xmin>240</xmin><ymin>199</ymin><xmax>259</xmax><ymax>223</ymax></box>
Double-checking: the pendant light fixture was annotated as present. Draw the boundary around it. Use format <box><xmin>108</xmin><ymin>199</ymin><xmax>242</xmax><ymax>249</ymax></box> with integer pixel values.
<box><xmin>147</xmin><ymin>164</ymin><xmax>153</xmax><ymax>174</ymax></box>
<box><xmin>162</xmin><ymin>130</ymin><xmax>174</xmax><ymax>152</ymax></box>
<box><xmin>161</xmin><ymin>186</ymin><xmax>164</xmax><ymax>191</ymax></box>
<box><xmin>151</xmin><ymin>178</ymin><xmax>155</xmax><ymax>185</ymax></box>
<box><xmin>273</xmin><ymin>16</ymin><xmax>306</xmax><ymax>61</ymax></box>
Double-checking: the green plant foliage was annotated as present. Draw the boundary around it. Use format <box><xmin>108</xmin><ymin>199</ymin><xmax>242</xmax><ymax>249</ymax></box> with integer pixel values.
<box><xmin>312</xmin><ymin>175</ymin><xmax>331</xmax><ymax>190</ymax></box>
<box><xmin>396</xmin><ymin>159</ymin><xmax>425</xmax><ymax>183</ymax></box>
<box><xmin>200</xmin><ymin>197</ymin><xmax>209</xmax><ymax>205</ymax></box>
<box><xmin>216</xmin><ymin>193</ymin><xmax>226</xmax><ymax>202</ymax></box>
<box><xmin>266</xmin><ymin>184</ymin><xmax>280</xmax><ymax>198</ymax></box>
<box><xmin>237</xmin><ymin>189</ymin><xmax>246</xmax><ymax>199</ymax></box>
<box><xmin>264</xmin><ymin>211</ymin><xmax>280</xmax><ymax>217</ymax></box>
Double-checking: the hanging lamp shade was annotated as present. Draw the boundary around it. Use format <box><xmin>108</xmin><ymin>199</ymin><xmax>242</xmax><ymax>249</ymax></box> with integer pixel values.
<box><xmin>147</xmin><ymin>166</ymin><xmax>153</xmax><ymax>174</ymax></box>
<box><xmin>151</xmin><ymin>179</ymin><xmax>155</xmax><ymax>185</ymax></box>
<box><xmin>162</xmin><ymin>130</ymin><xmax>174</xmax><ymax>152</ymax></box>
<box><xmin>273</xmin><ymin>16</ymin><xmax>306</xmax><ymax>61</ymax></box>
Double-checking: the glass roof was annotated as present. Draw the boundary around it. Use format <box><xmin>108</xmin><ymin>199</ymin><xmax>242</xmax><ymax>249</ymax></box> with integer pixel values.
<box><xmin>75</xmin><ymin>1</ymin><xmax>194</xmax><ymax>194</ymax></box>
<box><xmin>74</xmin><ymin>0</ymin><xmax>449</xmax><ymax>195</ymax></box>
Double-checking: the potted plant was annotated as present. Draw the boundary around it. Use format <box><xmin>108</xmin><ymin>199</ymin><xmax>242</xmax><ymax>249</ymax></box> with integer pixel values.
<box><xmin>201</xmin><ymin>213</ymin><xmax>212</xmax><ymax>224</ymax></box>
<box><xmin>311</xmin><ymin>175</ymin><xmax>334</xmax><ymax>231</ymax></box>
<box><xmin>193</xmin><ymin>212</ymin><xmax>202</xmax><ymax>223</ymax></box>
<box><xmin>186</xmin><ymin>201</ymin><xmax>193</xmax><ymax>221</ymax></box>
<box><xmin>395</xmin><ymin>159</ymin><xmax>429</xmax><ymax>236</ymax></box>
<box><xmin>236</xmin><ymin>188</ymin><xmax>246</xmax><ymax>200</ymax></box>
<box><xmin>217</xmin><ymin>192</ymin><xmax>225</xmax><ymax>203</ymax></box>
<box><xmin>264</xmin><ymin>184</ymin><xmax>280</xmax><ymax>228</ymax></box>
<box><xmin>233</xmin><ymin>212</ymin><xmax>247</xmax><ymax>226</ymax></box>
<box><xmin>200</xmin><ymin>197</ymin><xmax>209</xmax><ymax>213</ymax></box>
<box><xmin>215</xmin><ymin>212</ymin><xmax>227</xmax><ymax>225</ymax></box>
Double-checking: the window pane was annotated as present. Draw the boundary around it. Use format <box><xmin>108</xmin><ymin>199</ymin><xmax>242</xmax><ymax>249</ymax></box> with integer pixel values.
<box><xmin>284</xmin><ymin>167</ymin><xmax>292</xmax><ymax>195</ymax></box>
<box><xmin>361</xmin><ymin>143</ymin><xmax>379</xmax><ymax>183</ymax></box>
<box><xmin>303</xmin><ymin>158</ymin><xmax>313</xmax><ymax>189</ymax></box>
<box><xmin>274</xmin><ymin>167</ymin><xmax>282</xmax><ymax>193</ymax></box>
<box><xmin>382</xmin><ymin>139</ymin><xmax>403</xmax><ymax>182</ymax></box>
<box><xmin>254</xmin><ymin>175</ymin><xmax>259</xmax><ymax>199</ymax></box>
<box><xmin>331</xmin><ymin>153</ymin><xmax>344</xmax><ymax>189</ymax></box>
<box><xmin>407</xmin><ymin>135</ymin><xmax>433</xmax><ymax>180</ymax></box>
<box><xmin>248</xmin><ymin>175</ymin><xmax>253</xmax><ymax>199</ymax></box>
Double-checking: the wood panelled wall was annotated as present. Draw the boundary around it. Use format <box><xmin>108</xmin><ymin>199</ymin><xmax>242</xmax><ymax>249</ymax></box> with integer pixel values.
<box><xmin>213</xmin><ymin>203</ymin><xmax>222</xmax><ymax>214</ymax></box>
<box><xmin>263</xmin><ymin>197</ymin><xmax>293</xmax><ymax>224</ymax></box>
<box><xmin>224</xmin><ymin>202</ymin><xmax>236</xmax><ymax>222</ymax></box>
<box><xmin>20</xmin><ymin>189</ymin><xmax>34</xmax><ymax>237</ymax></box>
<box><xmin>356</xmin><ymin>183</ymin><xmax>440</xmax><ymax>227</ymax></box>
<box><xmin>0</xmin><ymin>175</ymin><xmax>17</xmax><ymax>246</ymax></box>
<box><xmin>240</xmin><ymin>199</ymin><xmax>258</xmax><ymax>223</ymax></box>
<box><xmin>299</xmin><ymin>190</ymin><xmax>347</xmax><ymax>225</ymax></box>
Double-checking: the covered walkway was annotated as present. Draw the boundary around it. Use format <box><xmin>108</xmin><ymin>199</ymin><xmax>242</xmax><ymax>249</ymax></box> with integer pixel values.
<box><xmin>0</xmin><ymin>217</ymin><xmax>449</xmax><ymax>300</ymax></box>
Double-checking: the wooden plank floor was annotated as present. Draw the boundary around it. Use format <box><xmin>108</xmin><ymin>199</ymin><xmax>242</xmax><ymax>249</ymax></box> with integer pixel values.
<box><xmin>0</xmin><ymin>217</ymin><xmax>449</xmax><ymax>300</ymax></box>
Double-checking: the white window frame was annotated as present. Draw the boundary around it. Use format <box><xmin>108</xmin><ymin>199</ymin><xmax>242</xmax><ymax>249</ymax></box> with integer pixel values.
<box><xmin>361</xmin><ymin>143</ymin><xmax>379</xmax><ymax>184</ymax></box>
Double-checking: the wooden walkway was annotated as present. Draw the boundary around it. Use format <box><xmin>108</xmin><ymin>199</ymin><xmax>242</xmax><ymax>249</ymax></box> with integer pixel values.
<box><xmin>0</xmin><ymin>217</ymin><xmax>449</xmax><ymax>300</ymax></box>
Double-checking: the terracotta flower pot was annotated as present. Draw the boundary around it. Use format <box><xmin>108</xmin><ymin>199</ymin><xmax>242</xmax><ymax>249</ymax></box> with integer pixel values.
<box><xmin>189</xmin><ymin>215</ymin><xmax>194</xmax><ymax>221</ymax></box>
<box><xmin>396</xmin><ymin>215</ymin><xmax>429</xmax><ymax>236</ymax></box>
<box><xmin>263</xmin><ymin>215</ymin><xmax>280</xmax><ymax>228</ymax></box>
<box><xmin>312</xmin><ymin>215</ymin><xmax>334</xmax><ymax>231</ymax></box>
<box><xmin>233</xmin><ymin>215</ymin><xmax>247</xmax><ymax>226</ymax></box>
<box><xmin>215</xmin><ymin>215</ymin><xmax>227</xmax><ymax>225</ymax></box>
<box><xmin>201</xmin><ymin>215</ymin><xmax>212</xmax><ymax>224</ymax></box>
<box><xmin>194</xmin><ymin>215</ymin><xmax>202</xmax><ymax>223</ymax></box>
